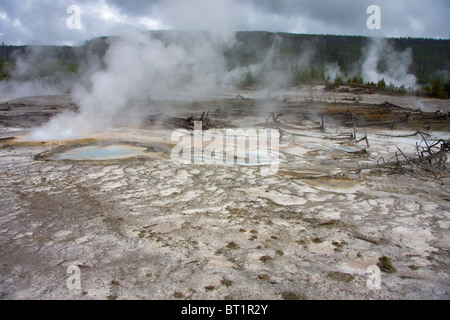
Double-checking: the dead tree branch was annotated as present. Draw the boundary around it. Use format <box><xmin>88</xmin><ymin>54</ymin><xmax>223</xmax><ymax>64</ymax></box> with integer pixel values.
<box><xmin>354</xmin><ymin>135</ymin><xmax>449</xmax><ymax>179</ymax></box>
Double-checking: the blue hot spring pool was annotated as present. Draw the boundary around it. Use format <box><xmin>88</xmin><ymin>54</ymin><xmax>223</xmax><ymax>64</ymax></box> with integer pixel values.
<box><xmin>53</xmin><ymin>144</ymin><xmax>148</xmax><ymax>160</ymax></box>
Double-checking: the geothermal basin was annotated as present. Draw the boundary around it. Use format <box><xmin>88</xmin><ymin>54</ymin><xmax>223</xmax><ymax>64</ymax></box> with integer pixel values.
<box><xmin>0</xmin><ymin>91</ymin><xmax>449</xmax><ymax>300</ymax></box>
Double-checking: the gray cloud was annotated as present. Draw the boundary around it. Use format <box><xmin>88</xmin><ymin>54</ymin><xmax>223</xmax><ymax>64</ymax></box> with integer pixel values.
<box><xmin>0</xmin><ymin>0</ymin><xmax>448</xmax><ymax>45</ymax></box>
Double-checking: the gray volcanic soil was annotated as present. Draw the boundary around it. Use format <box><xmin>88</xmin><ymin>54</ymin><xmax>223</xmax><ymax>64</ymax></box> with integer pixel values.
<box><xmin>0</xmin><ymin>90</ymin><xmax>449</xmax><ymax>300</ymax></box>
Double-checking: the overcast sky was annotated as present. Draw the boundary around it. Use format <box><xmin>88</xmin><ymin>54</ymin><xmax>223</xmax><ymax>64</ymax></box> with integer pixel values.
<box><xmin>1</xmin><ymin>0</ymin><xmax>449</xmax><ymax>45</ymax></box>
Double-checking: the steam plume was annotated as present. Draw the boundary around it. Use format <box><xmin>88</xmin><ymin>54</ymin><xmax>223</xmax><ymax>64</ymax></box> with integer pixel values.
<box><xmin>29</xmin><ymin>29</ymin><xmax>235</xmax><ymax>140</ymax></box>
<box><xmin>360</xmin><ymin>37</ymin><xmax>417</xmax><ymax>88</ymax></box>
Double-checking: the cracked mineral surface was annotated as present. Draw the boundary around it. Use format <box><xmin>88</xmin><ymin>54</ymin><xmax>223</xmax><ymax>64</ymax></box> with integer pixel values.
<box><xmin>0</xmin><ymin>91</ymin><xmax>449</xmax><ymax>300</ymax></box>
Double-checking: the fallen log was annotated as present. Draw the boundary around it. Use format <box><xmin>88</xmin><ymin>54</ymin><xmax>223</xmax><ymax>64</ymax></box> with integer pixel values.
<box><xmin>376</xmin><ymin>130</ymin><xmax>431</xmax><ymax>138</ymax></box>
<box><xmin>354</xmin><ymin>136</ymin><xmax>449</xmax><ymax>179</ymax></box>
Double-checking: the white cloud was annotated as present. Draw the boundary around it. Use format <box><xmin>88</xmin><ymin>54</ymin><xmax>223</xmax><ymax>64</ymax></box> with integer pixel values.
<box><xmin>0</xmin><ymin>0</ymin><xmax>448</xmax><ymax>45</ymax></box>
<box><xmin>137</xmin><ymin>17</ymin><xmax>165</xmax><ymax>30</ymax></box>
<box><xmin>91</xmin><ymin>0</ymin><xmax>125</xmax><ymax>23</ymax></box>
<box><xmin>12</xmin><ymin>19</ymin><xmax>22</xmax><ymax>27</ymax></box>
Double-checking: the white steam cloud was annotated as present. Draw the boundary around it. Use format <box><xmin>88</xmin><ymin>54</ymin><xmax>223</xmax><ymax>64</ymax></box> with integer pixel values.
<box><xmin>17</xmin><ymin>34</ymin><xmax>423</xmax><ymax>141</ymax></box>
<box><xmin>27</xmin><ymin>29</ymin><xmax>321</xmax><ymax>141</ymax></box>
<box><xmin>360</xmin><ymin>37</ymin><xmax>417</xmax><ymax>88</ymax></box>
<box><xmin>324</xmin><ymin>62</ymin><xmax>342</xmax><ymax>83</ymax></box>
<box><xmin>29</xmin><ymin>30</ymin><xmax>236</xmax><ymax>140</ymax></box>
<box><xmin>0</xmin><ymin>46</ymin><xmax>77</xmax><ymax>100</ymax></box>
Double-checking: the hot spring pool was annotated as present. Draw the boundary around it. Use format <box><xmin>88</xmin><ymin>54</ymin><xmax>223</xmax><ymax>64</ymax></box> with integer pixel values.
<box><xmin>53</xmin><ymin>144</ymin><xmax>148</xmax><ymax>160</ymax></box>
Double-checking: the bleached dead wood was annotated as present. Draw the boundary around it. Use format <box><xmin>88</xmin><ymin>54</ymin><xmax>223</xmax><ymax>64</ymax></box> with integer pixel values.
<box><xmin>354</xmin><ymin>135</ymin><xmax>449</xmax><ymax>179</ymax></box>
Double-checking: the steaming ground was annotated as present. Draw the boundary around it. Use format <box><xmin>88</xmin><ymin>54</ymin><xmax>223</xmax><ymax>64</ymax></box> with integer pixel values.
<box><xmin>0</xmin><ymin>90</ymin><xmax>449</xmax><ymax>300</ymax></box>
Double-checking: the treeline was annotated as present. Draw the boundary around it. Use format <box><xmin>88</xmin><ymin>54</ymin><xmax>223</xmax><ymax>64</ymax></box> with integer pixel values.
<box><xmin>0</xmin><ymin>37</ymin><xmax>110</xmax><ymax>81</ymax></box>
<box><xmin>329</xmin><ymin>75</ymin><xmax>450</xmax><ymax>99</ymax></box>
<box><xmin>227</xmin><ymin>32</ymin><xmax>450</xmax><ymax>97</ymax></box>
<box><xmin>1</xmin><ymin>31</ymin><xmax>449</xmax><ymax>97</ymax></box>
<box><xmin>422</xmin><ymin>77</ymin><xmax>450</xmax><ymax>99</ymax></box>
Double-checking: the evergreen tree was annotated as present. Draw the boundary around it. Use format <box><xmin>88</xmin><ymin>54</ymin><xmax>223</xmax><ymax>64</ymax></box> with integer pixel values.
<box><xmin>334</xmin><ymin>76</ymin><xmax>343</xmax><ymax>86</ymax></box>
<box><xmin>442</xmin><ymin>78</ymin><xmax>450</xmax><ymax>98</ymax></box>
<box><xmin>431</xmin><ymin>77</ymin><xmax>445</xmax><ymax>99</ymax></box>
<box><xmin>241</xmin><ymin>70</ymin><xmax>255</xmax><ymax>88</ymax></box>
<box><xmin>377</xmin><ymin>78</ymin><xmax>386</xmax><ymax>89</ymax></box>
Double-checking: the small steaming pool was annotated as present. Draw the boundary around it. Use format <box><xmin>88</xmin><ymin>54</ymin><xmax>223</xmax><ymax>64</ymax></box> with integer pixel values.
<box><xmin>53</xmin><ymin>144</ymin><xmax>149</xmax><ymax>161</ymax></box>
